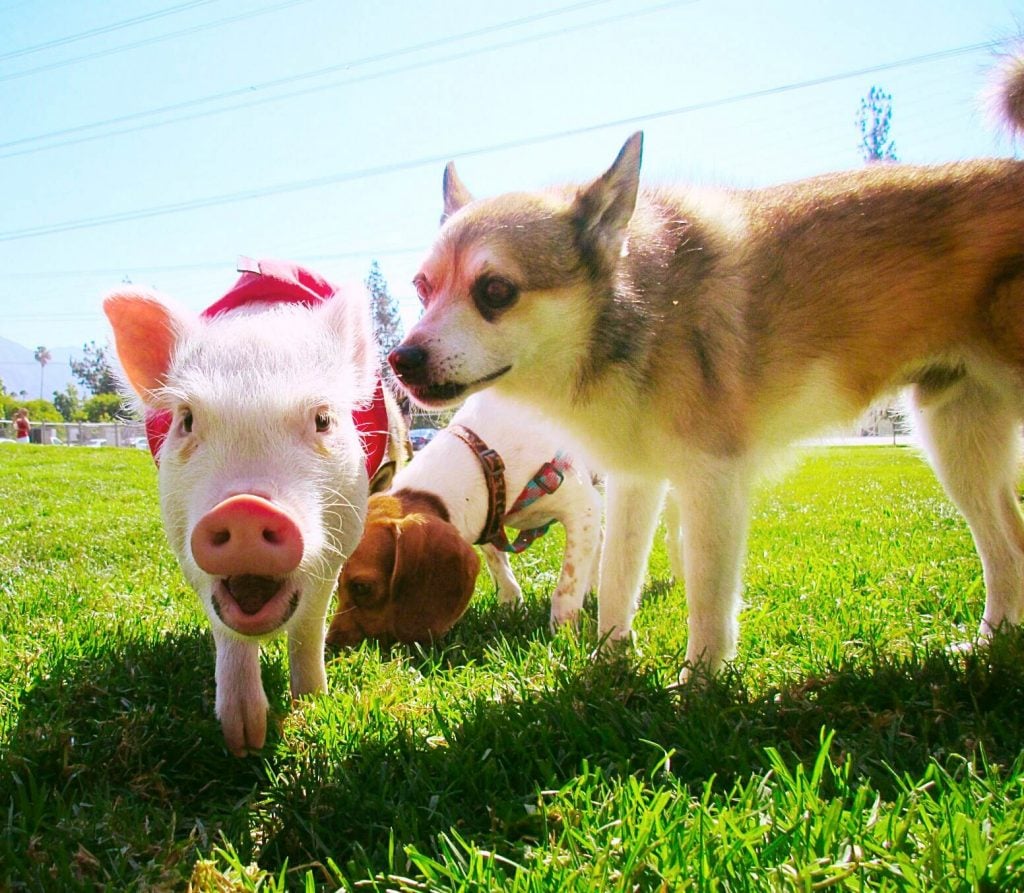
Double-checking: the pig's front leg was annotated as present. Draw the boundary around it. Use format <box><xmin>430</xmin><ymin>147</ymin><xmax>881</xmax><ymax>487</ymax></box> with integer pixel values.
<box><xmin>287</xmin><ymin>609</ymin><xmax>329</xmax><ymax>698</ymax></box>
<box><xmin>214</xmin><ymin>632</ymin><xmax>268</xmax><ymax>756</ymax></box>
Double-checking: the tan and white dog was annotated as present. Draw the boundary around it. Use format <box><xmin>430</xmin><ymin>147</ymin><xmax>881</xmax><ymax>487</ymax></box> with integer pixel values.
<box><xmin>327</xmin><ymin>391</ymin><xmax>603</xmax><ymax>645</ymax></box>
<box><xmin>388</xmin><ymin>57</ymin><xmax>1024</xmax><ymax>672</ymax></box>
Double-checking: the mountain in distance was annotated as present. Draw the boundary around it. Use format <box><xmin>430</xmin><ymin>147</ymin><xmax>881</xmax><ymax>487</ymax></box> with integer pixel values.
<box><xmin>0</xmin><ymin>335</ymin><xmax>82</xmax><ymax>400</ymax></box>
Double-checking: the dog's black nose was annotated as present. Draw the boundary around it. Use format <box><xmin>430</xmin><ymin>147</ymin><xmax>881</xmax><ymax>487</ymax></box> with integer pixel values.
<box><xmin>389</xmin><ymin>344</ymin><xmax>429</xmax><ymax>384</ymax></box>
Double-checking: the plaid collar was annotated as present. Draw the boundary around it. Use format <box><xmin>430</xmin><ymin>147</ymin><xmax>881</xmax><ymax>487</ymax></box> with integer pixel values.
<box><xmin>447</xmin><ymin>423</ymin><xmax>571</xmax><ymax>554</ymax></box>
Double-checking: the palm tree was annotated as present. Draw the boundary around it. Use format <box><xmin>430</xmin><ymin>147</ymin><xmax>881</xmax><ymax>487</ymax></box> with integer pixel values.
<box><xmin>34</xmin><ymin>345</ymin><xmax>51</xmax><ymax>400</ymax></box>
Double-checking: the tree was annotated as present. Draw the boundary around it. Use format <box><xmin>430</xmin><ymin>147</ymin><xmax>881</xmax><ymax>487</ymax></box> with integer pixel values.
<box><xmin>84</xmin><ymin>392</ymin><xmax>124</xmax><ymax>422</ymax></box>
<box><xmin>70</xmin><ymin>341</ymin><xmax>118</xmax><ymax>395</ymax></box>
<box><xmin>857</xmin><ymin>86</ymin><xmax>898</xmax><ymax>163</ymax></box>
<box><xmin>34</xmin><ymin>345</ymin><xmax>51</xmax><ymax>400</ymax></box>
<box><xmin>53</xmin><ymin>383</ymin><xmax>85</xmax><ymax>421</ymax></box>
<box><xmin>365</xmin><ymin>260</ymin><xmax>404</xmax><ymax>363</ymax></box>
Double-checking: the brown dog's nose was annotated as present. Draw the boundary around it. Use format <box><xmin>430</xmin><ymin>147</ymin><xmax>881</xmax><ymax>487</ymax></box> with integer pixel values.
<box><xmin>388</xmin><ymin>343</ymin><xmax>429</xmax><ymax>385</ymax></box>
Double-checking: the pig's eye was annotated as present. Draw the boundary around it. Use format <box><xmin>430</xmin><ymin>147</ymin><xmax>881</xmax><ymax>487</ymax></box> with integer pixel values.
<box><xmin>347</xmin><ymin>579</ymin><xmax>378</xmax><ymax>607</ymax></box>
<box><xmin>181</xmin><ymin>409</ymin><xmax>194</xmax><ymax>434</ymax></box>
<box><xmin>412</xmin><ymin>274</ymin><xmax>432</xmax><ymax>305</ymax></box>
<box><xmin>315</xmin><ymin>411</ymin><xmax>332</xmax><ymax>433</ymax></box>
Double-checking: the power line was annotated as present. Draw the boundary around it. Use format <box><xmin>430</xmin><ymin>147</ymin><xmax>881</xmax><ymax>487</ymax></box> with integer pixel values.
<box><xmin>0</xmin><ymin>0</ymin><xmax>637</xmax><ymax>151</ymax></box>
<box><xmin>0</xmin><ymin>37</ymin><xmax>998</xmax><ymax>245</ymax></box>
<box><xmin>0</xmin><ymin>0</ymin><xmax>694</xmax><ymax>160</ymax></box>
<box><xmin>0</xmin><ymin>0</ymin><xmax>315</xmax><ymax>86</ymax></box>
<box><xmin>0</xmin><ymin>0</ymin><xmax>220</xmax><ymax>62</ymax></box>
<box><xmin>3</xmin><ymin>246</ymin><xmax>429</xmax><ymax>280</ymax></box>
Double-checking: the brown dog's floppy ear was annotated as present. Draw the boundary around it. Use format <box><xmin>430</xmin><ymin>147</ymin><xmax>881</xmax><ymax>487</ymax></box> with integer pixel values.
<box><xmin>441</xmin><ymin>162</ymin><xmax>474</xmax><ymax>224</ymax></box>
<box><xmin>326</xmin><ymin>501</ymin><xmax>402</xmax><ymax>646</ymax></box>
<box><xmin>571</xmin><ymin>131</ymin><xmax>643</xmax><ymax>275</ymax></box>
<box><xmin>390</xmin><ymin>517</ymin><xmax>480</xmax><ymax>643</ymax></box>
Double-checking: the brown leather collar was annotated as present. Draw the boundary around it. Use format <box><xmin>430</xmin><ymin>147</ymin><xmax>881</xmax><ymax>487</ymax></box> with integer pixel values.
<box><xmin>447</xmin><ymin>424</ymin><xmax>507</xmax><ymax>545</ymax></box>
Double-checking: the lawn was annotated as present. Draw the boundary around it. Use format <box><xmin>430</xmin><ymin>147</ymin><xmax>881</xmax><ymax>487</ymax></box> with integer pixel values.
<box><xmin>1</xmin><ymin>443</ymin><xmax>1022</xmax><ymax>891</ymax></box>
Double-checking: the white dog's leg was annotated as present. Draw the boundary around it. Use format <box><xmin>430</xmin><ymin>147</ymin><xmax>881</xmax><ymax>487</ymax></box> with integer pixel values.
<box><xmin>549</xmin><ymin>482</ymin><xmax>604</xmax><ymax>628</ymax></box>
<box><xmin>673</xmin><ymin>457</ymin><xmax>752</xmax><ymax>673</ymax></box>
<box><xmin>597</xmin><ymin>475</ymin><xmax>668</xmax><ymax>642</ymax></box>
<box><xmin>214</xmin><ymin>631</ymin><xmax>268</xmax><ymax>756</ymax></box>
<box><xmin>480</xmin><ymin>544</ymin><xmax>523</xmax><ymax>604</ymax></box>
<box><xmin>913</xmin><ymin>376</ymin><xmax>1024</xmax><ymax>637</ymax></box>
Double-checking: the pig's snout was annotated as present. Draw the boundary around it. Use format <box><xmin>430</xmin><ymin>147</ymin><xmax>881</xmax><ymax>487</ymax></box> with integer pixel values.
<box><xmin>191</xmin><ymin>495</ymin><xmax>304</xmax><ymax>578</ymax></box>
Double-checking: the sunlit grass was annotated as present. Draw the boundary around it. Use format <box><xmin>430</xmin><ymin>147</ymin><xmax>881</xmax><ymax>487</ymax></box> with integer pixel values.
<box><xmin>1</xmin><ymin>442</ymin><xmax>1022</xmax><ymax>890</ymax></box>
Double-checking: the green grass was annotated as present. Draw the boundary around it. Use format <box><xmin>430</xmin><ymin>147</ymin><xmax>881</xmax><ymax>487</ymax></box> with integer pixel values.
<box><xmin>1</xmin><ymin>442</ymin><xmax>1023</xmax><ymax>891</ymax></box>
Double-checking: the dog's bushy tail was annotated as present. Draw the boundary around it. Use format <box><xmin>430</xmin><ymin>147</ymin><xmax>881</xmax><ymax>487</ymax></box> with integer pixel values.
<box><xmin>988</xmin><ymin>48</ymin><xmax>1024</xmax><ymax>135</ymax></box>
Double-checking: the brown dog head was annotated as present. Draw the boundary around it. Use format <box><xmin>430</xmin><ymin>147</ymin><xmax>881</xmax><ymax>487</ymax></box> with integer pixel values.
<box><xmin>327</xmin><ymin>491</ymin><xmax>480</xmax><ymax>646</ymax></box>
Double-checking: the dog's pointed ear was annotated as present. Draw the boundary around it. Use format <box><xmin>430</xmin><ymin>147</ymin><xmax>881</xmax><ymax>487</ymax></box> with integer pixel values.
<box><xmin>441</xmin><ymin>162</ymin><xmax>474</xmax><ymax>224</ymax></box>
<box><xmin>368</xmin><ymin>460</ymin><xmax>396</xmax><ymax>494</ymax></box>
<box><xmin>572</xmin><ymin>132</ymin><xmax>643</xmax><ymax>274</ymax></box>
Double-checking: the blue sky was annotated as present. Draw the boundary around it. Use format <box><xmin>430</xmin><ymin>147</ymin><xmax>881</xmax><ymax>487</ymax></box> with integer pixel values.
<box><xmin>1</xmin><ymin>0</ymin><xmax>1021</xmax><ymax>355</ymax></box>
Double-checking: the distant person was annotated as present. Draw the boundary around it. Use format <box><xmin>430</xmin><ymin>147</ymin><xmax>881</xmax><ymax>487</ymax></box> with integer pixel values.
<box><xmin>14</xmin><ymin>408</ymin><xmax>30</xmax><ymax>444</ymax></box>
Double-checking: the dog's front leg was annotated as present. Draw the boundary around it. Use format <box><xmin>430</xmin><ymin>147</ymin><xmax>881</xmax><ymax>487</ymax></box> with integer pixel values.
<box><xmin>214</xmin><ymin>631</ymin><xmax>268</xmax><ymax>756</ymax></box>
<box><xmin>550</xmin><ymin>483</ymin><xmax>604</xmax><ymax>628</ymax></box>
<box><xmin>597</xmin><ymin>475</ymin><xmax>667</xmax><ymax>643</ymax></box>
<box><xmin>673</xmin><ymin>456</ymin><xmax>752</xmax><ymax>674</ymax></box>
<box><xmin>480</xmin><ymin>544</ymin><xmax>523</xmax><ymax>604</ymax></box>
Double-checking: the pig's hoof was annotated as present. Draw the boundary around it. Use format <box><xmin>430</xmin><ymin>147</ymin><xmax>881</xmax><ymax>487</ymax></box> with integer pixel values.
<box><xmin>221</xmin><ymin>703</ymin><xmax>268</xmax><ymax>757</ymax></box>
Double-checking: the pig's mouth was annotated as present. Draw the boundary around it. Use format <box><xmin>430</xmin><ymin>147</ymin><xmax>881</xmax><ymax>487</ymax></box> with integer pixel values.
<box><xmin>211</xmin><ymin>574</ymin><xmax>300</xmax><ymax>637</ymax></box>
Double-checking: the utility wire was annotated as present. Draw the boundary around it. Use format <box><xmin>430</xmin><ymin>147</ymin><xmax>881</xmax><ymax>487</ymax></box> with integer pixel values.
<box><xmin>0</xmin><ymin>0</ymin><xmax>220</xmax><ymax>62</ymax></box>
<box><xmin>0</xmin><ymin>37</ymin><xmax>998</xmax><ymax>245</ymax></box>
<box><xmin>0</xmin><ymin>0</ymin><xmax>633</xmax><ymax>148</ymax></box>
<box><xmin>4</xmin><ymin>246</ymin><xmax>428</xmax><ymax>280</ymax></box>
<box><xmin>0</xmin><ymin>0</ymin><xmax>313</xmax><ymax>85</ymax></box>
<box><xmin>0</xmin><ymin>0</ymin><xmax>695</xmax><ymax>160</ymax></box>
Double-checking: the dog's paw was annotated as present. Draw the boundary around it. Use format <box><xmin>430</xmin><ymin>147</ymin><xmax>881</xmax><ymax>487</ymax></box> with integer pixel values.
<box><xmin>496</xmin><ymin>582</ymin><xmax>524</xmax><ymax>604</ymax></box>
<box><xmin>549</xmin><ymin>596</ymin><xmax>582</xmax><ymax>630</ymax></box>
<box><xmin>589</xmin><ymin>627</ymin><xmax>640</xmax><ymax>662</ymax></box>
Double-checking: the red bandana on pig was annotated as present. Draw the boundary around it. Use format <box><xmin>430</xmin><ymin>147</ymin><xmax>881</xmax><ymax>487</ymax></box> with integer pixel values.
<box><xmin>144</xmin><ymin>258</ymin><xmax>391</xmax><ymax>480</ymax></box>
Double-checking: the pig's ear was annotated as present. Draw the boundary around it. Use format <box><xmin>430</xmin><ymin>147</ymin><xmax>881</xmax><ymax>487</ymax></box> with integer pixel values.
<box><xmin>322</xmin><ymin>284</ymin><xmax>378</xmax><ymax>403</ymax></box>
<box><xmin>103</xmin><ymin>289</ymin><xmax>188</xmax><ymax>402</ymax></box>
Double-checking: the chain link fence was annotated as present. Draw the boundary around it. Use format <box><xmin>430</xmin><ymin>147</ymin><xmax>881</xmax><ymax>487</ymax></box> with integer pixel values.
<box><xmin>0</xmin><ymin>418</ymin><xmax>148</xmax><ymax>448</ymax></box>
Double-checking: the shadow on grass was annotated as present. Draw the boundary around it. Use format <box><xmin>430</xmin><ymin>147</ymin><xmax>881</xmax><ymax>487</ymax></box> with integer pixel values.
<box><xmin>0</xmin><ymin>627</ymin><xmax>290</xmax><ymax>889</ymax></box>
<box><xmin>264</xmin><ymin>628</ymin><xmax>1024</xmax><ymax>881</ymax></box>
<box><xmin>3</xmin><ymin>622</ymin><xmax>1022</xmax><ymax>889</ymax></box>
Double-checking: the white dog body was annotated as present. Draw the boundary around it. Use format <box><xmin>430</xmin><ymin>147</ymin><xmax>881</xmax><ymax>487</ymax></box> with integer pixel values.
<box><xmin>397</xmin><ymin>392</ymin><xmax>602</xmax><ymax>624</ymax></box>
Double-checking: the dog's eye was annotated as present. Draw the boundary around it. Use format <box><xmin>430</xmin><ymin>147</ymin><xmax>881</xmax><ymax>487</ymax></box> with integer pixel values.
<box><xmin>412</xmin><ymin>274</ymin><xmax>432</xmax><ymax>304</ymax></box>
<box><xmin>347</xmin><ymin>579</ymin><xmax>378</xmax><ymax>607</ymax></box>
<box><xmin>474</xmin><ymin>276</ymin><xmax>519</xmax><ymax>314</ymax></box>
<box><xmin>180</xmin><ymin>408</ymin><xmax>194</xmax><ymax>435</ymax></box>
<box><xmin>315</xmin><ymin>410</ymin><xmax>332</xmax><ymax>433</ymax></box>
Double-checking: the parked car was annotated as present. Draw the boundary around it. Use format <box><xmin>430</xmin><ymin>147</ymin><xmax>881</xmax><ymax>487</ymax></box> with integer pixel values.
<box><xmin>409</xmin><ymin>428</ymin><xmax>438</xmax><ymax>451</ymax></box>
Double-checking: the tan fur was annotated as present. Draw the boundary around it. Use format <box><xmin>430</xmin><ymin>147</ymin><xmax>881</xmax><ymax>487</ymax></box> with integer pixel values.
<box><xmin>389</xmin><ymin>58</ymin><xmax>1024</xmax><ymax>671</ymax></box>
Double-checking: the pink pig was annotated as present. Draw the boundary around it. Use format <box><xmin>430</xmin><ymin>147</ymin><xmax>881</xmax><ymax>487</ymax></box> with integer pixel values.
<box><xmin>105</xmin><ymin>259</ymin><xmax>386</xmax><ymax>755</ymax></box>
